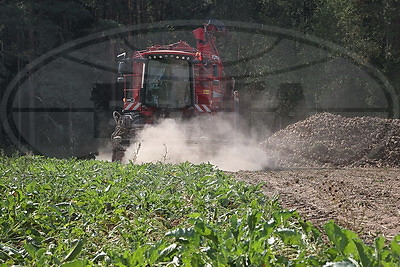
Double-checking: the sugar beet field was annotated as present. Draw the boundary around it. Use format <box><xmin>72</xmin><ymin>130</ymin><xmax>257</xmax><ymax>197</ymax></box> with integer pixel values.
<box><xmin>1</xmin><ymin>156</ymin><xmax>399</xmax><ymax>266</ymax></box>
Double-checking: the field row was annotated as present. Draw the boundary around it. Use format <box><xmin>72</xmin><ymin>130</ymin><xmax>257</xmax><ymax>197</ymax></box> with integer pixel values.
<box><xmin>0</xmin><ymin>156</ymin><xmax>399</xmax><ymax>266</ymax></box>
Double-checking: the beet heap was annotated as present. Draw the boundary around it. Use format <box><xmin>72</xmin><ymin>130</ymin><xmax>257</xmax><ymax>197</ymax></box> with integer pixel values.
<box><xmin>261</xmin><ymin>113</ymin><xmax>400</xmax><ymax>168</ymax></box>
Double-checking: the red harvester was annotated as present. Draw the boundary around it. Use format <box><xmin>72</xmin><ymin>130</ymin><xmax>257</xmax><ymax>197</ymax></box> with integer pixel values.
<box><xmin>112</xmin><ymin>20</ymin><xmax>238</xmax><ymax>161</ymax></box>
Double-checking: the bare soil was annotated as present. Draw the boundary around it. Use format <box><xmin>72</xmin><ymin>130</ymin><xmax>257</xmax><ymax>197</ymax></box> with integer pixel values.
<box><xmin>233</xmin><ymin>168</ymin><xmax>400</xmax><ymax>243</ymax></box>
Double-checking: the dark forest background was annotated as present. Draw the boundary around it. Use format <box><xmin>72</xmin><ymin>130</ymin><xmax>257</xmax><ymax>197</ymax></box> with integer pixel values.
<box><xmin>1</xmin><ymin>0</ymin><xmax>400</xmax><ymax>153</ymax></box>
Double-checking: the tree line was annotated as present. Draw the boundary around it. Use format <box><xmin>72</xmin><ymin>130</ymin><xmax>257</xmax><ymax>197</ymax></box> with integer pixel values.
<box><xmin>1</xmin><ymin>0</ymin><xmax>400</xmax><ymax>151</ymax></box>
<box><xmin>1</xmin><ymin>0</ymin><xmax>399</xmax><ymax>83</ymax></box>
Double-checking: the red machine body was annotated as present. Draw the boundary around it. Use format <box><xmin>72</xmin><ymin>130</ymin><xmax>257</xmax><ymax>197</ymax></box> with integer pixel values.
<box><xmin>118</xmin><ymin>22</ymin><xmax>235</xmax><ymax>121</ymax></box>
<box><xmin>112</xmin><ymin>21</ymin><xmax>236</xmax><ymax>161</ymax></box>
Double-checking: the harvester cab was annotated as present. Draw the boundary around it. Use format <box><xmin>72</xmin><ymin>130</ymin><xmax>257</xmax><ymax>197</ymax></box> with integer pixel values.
<box><xmin>111</xmin><ymin>20</ymin><xmax>236</xmax><ymax>161</ymax></box>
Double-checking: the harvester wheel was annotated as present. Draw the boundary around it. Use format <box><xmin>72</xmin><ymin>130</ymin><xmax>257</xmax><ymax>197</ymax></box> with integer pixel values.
<box><xmin>111</xmin><ymin>111</ymin><xmax>130</xmax><ymax>162</ymax></box>
<box><xmin>111</xmin><ymin>111</ymin><xmax>143</xmax><ymax>162</ymax></box>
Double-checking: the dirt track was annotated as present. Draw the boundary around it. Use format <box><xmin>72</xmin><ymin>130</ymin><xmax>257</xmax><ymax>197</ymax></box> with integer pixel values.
<box><xmin>233</xmin><ymin>168</ymin><xmax>400</xmax><ymax>243</ymax></box>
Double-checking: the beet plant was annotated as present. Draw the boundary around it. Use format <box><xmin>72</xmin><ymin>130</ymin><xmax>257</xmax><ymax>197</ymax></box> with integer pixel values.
<box><xmin>0</xmin><ymin>155</ymin><xmax>399</xmax><ymax>266</ymax></box>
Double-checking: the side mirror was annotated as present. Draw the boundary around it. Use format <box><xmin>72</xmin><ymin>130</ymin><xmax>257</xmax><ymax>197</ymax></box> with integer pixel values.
<box><xmin>118</xmin><ymin>61</ymin><xmax>125</xmax><ymax>75</ymax></box>
<box><xmin>139</xmin><ymin>87</ymin><xmax>145</xmax><ymax>104</ymax></box>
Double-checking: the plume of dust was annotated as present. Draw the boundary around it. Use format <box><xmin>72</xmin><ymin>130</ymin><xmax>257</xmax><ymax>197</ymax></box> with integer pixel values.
<box><xmin>95</xmin><ymin>142</ymin><xmax>113</xmax><ymax>162</ymax></box>
<box><xmin>123</xmin><ymin>114</ymin><xmax>270</xmax><ymax>171</ymax></box>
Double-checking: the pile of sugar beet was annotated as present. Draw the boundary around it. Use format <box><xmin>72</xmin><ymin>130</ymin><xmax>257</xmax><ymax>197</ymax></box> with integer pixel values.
<box><xmin>261</xmin><ymin>113</ymin><xmax>400</xmax><ymax>168</ymax></box>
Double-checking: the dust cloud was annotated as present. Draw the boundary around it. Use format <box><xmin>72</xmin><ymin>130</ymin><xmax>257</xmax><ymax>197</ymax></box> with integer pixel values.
<box><xmin>123</xmin><ymin>114</ymin><xmax>270</xmax><ymax>171</ymax></box>
<box><xmin>95</xmin><ymin>145</ymin><xmax>113</xmax><ymax>162</ymax></box>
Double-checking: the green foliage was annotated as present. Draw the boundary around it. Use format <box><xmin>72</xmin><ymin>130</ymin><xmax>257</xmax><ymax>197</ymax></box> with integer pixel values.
<box><xmin>324</xmin><ymin>221</ymin><xmax>400</xmax><ymax>266</ymax></box>
<box><xmin>0</xmin><ymin>155</ymin><xmax>399</xmax><ymax>265</ymax></box>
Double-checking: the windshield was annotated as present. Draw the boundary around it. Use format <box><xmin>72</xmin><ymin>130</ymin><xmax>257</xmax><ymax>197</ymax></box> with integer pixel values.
<box><xmin>144</xmin><ymin>58</ymin><xmax>192</xmax><ymax>109</ymax></box>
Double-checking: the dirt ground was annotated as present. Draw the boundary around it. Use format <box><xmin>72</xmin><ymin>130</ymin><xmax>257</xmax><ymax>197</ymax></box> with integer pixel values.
<box><xmin>233</xmin><ymin>168</ymin><xmax>400</xmax><ymax>243</ymax></box>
